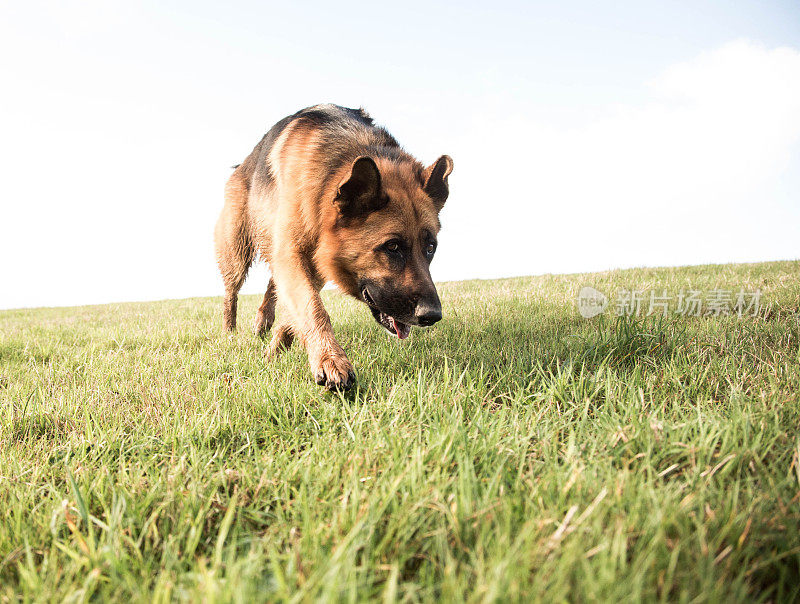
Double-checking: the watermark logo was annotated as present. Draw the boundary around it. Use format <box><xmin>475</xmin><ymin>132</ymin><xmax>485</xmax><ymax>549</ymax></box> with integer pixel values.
<box><xmin>576</xmin><ymin>287</ymin><xmax>763</xmax><ymax>318</ymax></box>
<box><xmin>577</xmin><ymin>286</ymin><xmax>608</xmax><ymax>318</ymax></box>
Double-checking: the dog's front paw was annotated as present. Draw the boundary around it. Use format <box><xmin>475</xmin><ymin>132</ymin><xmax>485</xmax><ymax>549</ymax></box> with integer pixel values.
<box><xmin>313</xmin><ymin>354</ymin><xmax>356</xmax><ymax>392</ymax></box>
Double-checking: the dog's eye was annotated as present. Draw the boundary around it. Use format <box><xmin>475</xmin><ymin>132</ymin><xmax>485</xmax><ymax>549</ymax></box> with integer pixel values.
<box><xmin>425</xmin><ymin>243</ymin><xmax>436</xmax><ymax>256</ymax></box>
<box><xmin>385</xmin><ymin>241</ymin><xmax>401</xmax><ymax>253</ymax></box>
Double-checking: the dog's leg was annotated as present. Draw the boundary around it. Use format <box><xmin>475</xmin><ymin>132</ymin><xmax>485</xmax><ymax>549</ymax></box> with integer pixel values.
<box><xmin>222</xmin><ymin>274</ymin><xmax>248</xmax><ymax>332</ymax></box>
<box><xmin>214</xmin><ymin>173</ymin><xmax>253</xmax><ymax>331</ymax></box>
<box><xmin>264</xmin><ymin>320</ymin><xmax>294</xmax><ymax>359</ymax></box>
<box><xmin>271</xmin><ymin>251</ymin><xmax>355</xmax><ymax>391</ymax></box>
<box><xmin>254</xmin><ymin>277</ymin><xmax>277</xmax><ymax>337</ymax></box>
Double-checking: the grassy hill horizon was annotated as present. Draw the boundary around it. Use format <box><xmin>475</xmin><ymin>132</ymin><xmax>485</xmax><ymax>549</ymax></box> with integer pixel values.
<box><xmin>1</xmin><ymin>260</ymin><xmax>799</xmax><ymax>601</ymax></box>
<box><xmin>3</xmin><ymin>258</ymin><xmax>797</xmax><ymax>314</ymax></box>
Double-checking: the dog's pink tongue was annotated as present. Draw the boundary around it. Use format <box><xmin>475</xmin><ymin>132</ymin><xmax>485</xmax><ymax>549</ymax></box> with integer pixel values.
<box><xmin>389</xmin><ymin>317</ymin><xmax>411</xmax><ymax>340</ymax></box>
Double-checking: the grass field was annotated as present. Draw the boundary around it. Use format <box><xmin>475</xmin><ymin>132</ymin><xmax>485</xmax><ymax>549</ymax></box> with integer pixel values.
<box><xmin>1</xmin><ymin>260</ymin><xmax>799</xmax><ymax>602</ymax></box>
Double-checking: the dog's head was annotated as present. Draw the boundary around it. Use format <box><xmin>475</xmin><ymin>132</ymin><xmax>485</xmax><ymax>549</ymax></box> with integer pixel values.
<box><xmin>326</xmin><ymin>154</ymin><xmax>453</xmax><ymax>339</ymax></box>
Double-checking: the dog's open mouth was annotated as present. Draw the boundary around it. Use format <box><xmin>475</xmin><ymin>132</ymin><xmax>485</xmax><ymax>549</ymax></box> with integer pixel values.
<box><xmin>362</xmin><ymin>288</ymin><xmax>411</xmax><ymax>340</ymax></box>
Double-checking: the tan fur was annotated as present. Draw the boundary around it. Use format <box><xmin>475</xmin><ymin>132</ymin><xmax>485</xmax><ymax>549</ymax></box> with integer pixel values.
<box><xmin>214</xmin><ymin>106</ymin><xmax>452</xmax><ymax>389</ymax></box>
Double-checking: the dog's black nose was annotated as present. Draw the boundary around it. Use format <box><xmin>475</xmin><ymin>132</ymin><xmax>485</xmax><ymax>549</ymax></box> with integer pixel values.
<box><xmin>415</xmin><ymin>301</ymin><xmax>442</xmax><ymax>326</ymax></box>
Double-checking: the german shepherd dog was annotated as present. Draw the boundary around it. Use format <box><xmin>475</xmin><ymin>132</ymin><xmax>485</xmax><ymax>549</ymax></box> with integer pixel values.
<box><xmin>214</xmin><ymin>104</ymin><xmax>453</xmax><ymax>390</ymax></box>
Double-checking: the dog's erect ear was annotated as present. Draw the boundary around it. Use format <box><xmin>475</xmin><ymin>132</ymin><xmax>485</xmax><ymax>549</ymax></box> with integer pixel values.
<box><xmin>423</xmin><ymin>155</ymin><xmax>454</xmax><ymax>211</ymax></box>
<box><xmin>335</xmin><ymin>156</ymin><xmax>386</xmax><ymax>218</ymax></box>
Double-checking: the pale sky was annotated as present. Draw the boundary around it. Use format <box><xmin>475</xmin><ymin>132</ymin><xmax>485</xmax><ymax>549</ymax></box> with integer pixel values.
<box><xmin>1</xmin><ymin>1</ymin><xmax>799</xmax><ymax>310</ymax></box>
